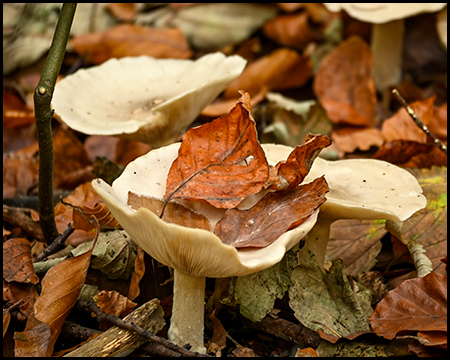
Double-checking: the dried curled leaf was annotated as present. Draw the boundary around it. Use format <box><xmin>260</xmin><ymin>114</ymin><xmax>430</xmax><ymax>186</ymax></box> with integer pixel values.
<box><xmin>216</xmin><ymin>176</ymin><xmax>328</xmax><ymax>248</ymax></box>
<box><xmin>94</xmin><ymin>290</ymin><xmax>137</xmax><ymax>318</ymax></box>
<box><xmin>265</xmin><ymin>133</ymin><xmax>331</xmax><ymax>190</ymax></box>
<box><xmin>72</xmin><ymin>202</ymin><xmax>120</xmax><ymax>231</ymax></box>
<box><xmin>165</xmin><ymin>91</ymin><xmax>269</xmax><ymax>208</ymax></box>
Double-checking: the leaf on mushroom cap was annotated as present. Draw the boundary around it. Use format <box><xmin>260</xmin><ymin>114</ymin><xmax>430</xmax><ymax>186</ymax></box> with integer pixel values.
<box><xmin>263</xmin><ymin>144</ymin><xmax>427</xmax><ymax>222</ymax></box>
<box><xmin>52</xmin><ymin>53</ymin><xmax>247</xmax><ymax>148</ymax></box>
<box><xmin>216</xmin><ymin>176</ymin><xmax>328</xmax><ymax>248</ymax></box>
<box><xmin>323</xmin><ymin>3</ymin><xmax>447</xmax><ymax>24</ymax></box>
<box><xmin>164</xmin><ymin>91</ymin><xmax>269</xmax><ymax>209</ymax></box>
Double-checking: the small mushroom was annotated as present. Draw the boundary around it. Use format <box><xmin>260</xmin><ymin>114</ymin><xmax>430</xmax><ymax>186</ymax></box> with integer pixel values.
<box><xmin>92</xmin><ymin>142</ymin><xmax>321</xmax><ymax>353</ymax></box>
<box><xmin>262</xmin><ymin>144</ymin><xmax>427</xmax><ymax>269</ymax></box>
<box><xmin>323</xmin><ymin>3</ymin><xmax>447</xmax><ymax>92</ymax></box>
<box><xmin>52</xmin><ymin>53</ymin><xmax>246</xmax><ymax>148</ymax></box>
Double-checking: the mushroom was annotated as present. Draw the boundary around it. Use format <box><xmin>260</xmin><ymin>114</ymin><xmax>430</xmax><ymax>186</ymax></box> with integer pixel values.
<box><xmin>52</xmin><ymin>52</ymin><xmax>246</xmax><ymax>148</ymax></box>
<box><xmin>323</xmin><ymin>3</ymin><xmax>447</xmax><ymax>92</ymax></box>
<box><xmin>92</xmin><ymin>142</ymin><xmax>321</xmax><ymax>354</ymax></box>
<box><xmin>262</xmin><ymin>144</ymin><xmax>427</xmax><ymax>269</ymax></box>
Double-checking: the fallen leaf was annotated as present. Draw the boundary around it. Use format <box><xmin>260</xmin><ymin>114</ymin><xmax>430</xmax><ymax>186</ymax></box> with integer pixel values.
<box><xmin>331</xmin><ymin>127</ymin><xmax>384</xmax><ymax>154</ymax></box>
<box><xmin>216</xmin><ymin>176</ymin><xmax>328</xmax><ymax>248</ymax></box>
<box><xmin>265</xmin><ymin>134</ymin><xmax>331</xmax><ymax>191</ymax></box>
<box><xmin>71</xmin><ymin>23</ymin><xmax>192</xmax><ymax>64</ymax></box>
<box><xmin>369</xmin><ymin>272</ymin><xmax>447</xmax><ymax>340</ymax></box>
<box><xmin>263</xmin><ymin>12</ymin><xmax>323</xmax><ymax>50</ymax></box>
<box><xmin>94</xmin><ymin>290</ymin><xmax>137</xmax><ymax>318</ymax></box>
<box><xmin>72</xmin><ymin>202</ymin><xmax>120</xmax><ymax>231</ymax></box>
<box><xmin>381</xmin><ymin>96</ymin><xmax>435</xmax><ymax>143</ymax></box>
<box><xmin>314</xmin><ymin>36</ymin><xmax>376</xmax><ymax>126</ymax></box>
<box><xmin>328</xmin><ymin>219</ymin><xmax>386</xmax><ymax>277</ymax></box>
<box><xmin>165</xmin><ymin>92</ymin><xmax>269</xmax><ymax>209</ymax></box>
<box><xmin>128</xmin><ymin>192</ymin><xmax>212</xmax><ymax>231</ymax></box>
<box><xmin>224</xmin><ymin>48</ymin><xmax>312</xmax><ymax>99</ymax></box>
<box><xmin>289</xmin><ymin>253</ymin><xmax>373</xmax><ymax>338</ymax></box>
<box><xmin>3</xmin><ymin>238</ymin><xmax>39</xmax><ymax>284</ymax></box>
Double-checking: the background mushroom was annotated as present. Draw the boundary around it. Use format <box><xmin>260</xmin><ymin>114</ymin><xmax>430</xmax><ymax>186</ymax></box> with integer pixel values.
<box><xmin>323</xmin><ymin>3</ymin><xmax>447</xmax><ymax>93</ymax></box>
<box><xmin>92</xmin><ymin>142</ymin><xmax>322</xmax><ymax>354</ymax></box>
<box><xmin>262</xmin><ymin>144</ymin><xmax>427</xmax><ymax>269</ymax></box>
<box><xmin>52</xmin><ymin>52</ymin><xmax>246</xmax><ymax>148</ymax></box>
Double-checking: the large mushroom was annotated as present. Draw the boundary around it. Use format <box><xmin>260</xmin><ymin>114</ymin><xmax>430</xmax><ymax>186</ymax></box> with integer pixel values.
<box><xmin>52</xmin><ymin>52</ymin><xmax>246</xmax><ymax>148</ymax></box>
<box><xmin>262</xmin><ymin>144</ymin><xmax>427</xmax><ymax>269</ymax></box>
<box><xmin>92</xmin><ymin>142</ymin><xmax>322</xmax><ymax>353</ymax></box>
<box><xmin>323</xmin><ymin>3</ymin><xmax>447</xmax><ymax>92</ymax></box>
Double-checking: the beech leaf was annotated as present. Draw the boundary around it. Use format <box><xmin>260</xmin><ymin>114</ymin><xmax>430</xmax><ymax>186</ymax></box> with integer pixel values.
<box><xmin>216</xmin><ymin>176</ymin><xmax>328</xmax><ymax>248</ymax></box>
<box><xmin>369</xmin><ymin>272</ymin><xmax>447</xmax><ymax>340</ymax></box>
<box><xmin>265</xmin><ymin>133</ymin><xmax>332</xmax><ymax>190</ymax></box>
<box><xmin>164</xmin><ymin>91</ymin><xmax>269</xmax><ymax>209</ymax></box>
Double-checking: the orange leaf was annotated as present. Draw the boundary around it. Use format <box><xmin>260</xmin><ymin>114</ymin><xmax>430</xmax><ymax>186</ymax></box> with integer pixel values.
<box><xmin>3</xmin><ymin>238</ymin><xmax>39</xmax><ymax>284</ymax></box>
<box><xmin>164</xmin><ymin>92</ymin><xmax>269</xmax><ymax>209</ymax></box>
<box><xmin>265</xmin><ymin>133</ymin><xmax>331</xmax><ymax>190</ymax></box>
<box><xmin>72</xmin><ymin>202</ymin><xmax>120</xmax><ymax>231</ymax></box>
<box><xmin>369</xmin><ymin>272</ymin><xmax>447</xmax><ymax>340</ymax></box>
<box><xmin>215</xmin><ymin>176</ymin><xmax>328</xmax><ymax>248</ymax></box>
<box><xmin>314</xmin><ymin>36</ymin><xmax>376</xmax><ymax>126</ymax></box>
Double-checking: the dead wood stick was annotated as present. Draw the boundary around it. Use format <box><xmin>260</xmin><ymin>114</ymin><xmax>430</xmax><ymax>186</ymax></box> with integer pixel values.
<box><xmin>64</xmin><ymin>299</ymin><xmax>165</xmax><ymax>357</ymax></box>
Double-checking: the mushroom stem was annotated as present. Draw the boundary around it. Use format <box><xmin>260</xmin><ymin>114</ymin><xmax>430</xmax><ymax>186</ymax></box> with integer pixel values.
<box><xmin>298</xmin><ymin>213</ymin><xmax>334</xmax><ymax>270</ymax></box>
<box><xmin>371</xmin><ymin>19</ymin><xmax>405</xmax><ymax>93</ymax></box>
<box><xmin>168</xmin><ymin>269</ymin><xmax>207</xmax><ymax>354</ymax></box>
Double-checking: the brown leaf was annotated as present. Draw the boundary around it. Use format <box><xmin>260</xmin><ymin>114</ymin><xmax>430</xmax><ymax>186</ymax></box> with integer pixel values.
<box><xmin>164</xmin><ymin>92</ymin><xmax>269</xmax><ymax>209</ymax></box>
<box><xmin>94</xmin><ymin>290</ymin><xmax>137</xmax><ymax>318</ymax></box>
<box><xmin>314</xmin><ymin>36</ymin><xmax>376</xmax><ymax>126</ymax></box>
<box><xmin>215</xmin><ymin>176</ymin><xmax>328</xmax><ymax>248</ymax></box>
<box><xmin>263</xmin><ymin>12</ymin><xmax>323</xmax><ymax>49</ymax></box>
<box><xmin>265</xmin><ymin>134</ymin><xmax>331</xmax><ymax>190</ymax></box>
<box><xmin>3</xmin><ymin>238</ymin><xmax>39</xmax><ymax>284</ymax></box>
<box><xmin>70</xmin><ymin>24</ymin><xmax>192</xmax><ymax>65</ymax></box>
<box><xmin>72</xmin><ymin>202</ymin><xmax>120</xmax><ymax>231</ymax></box>
<box><xmin>381</xmin><ymin>96</ymin><xmax>435</xmax><ymax>143</ymax></box>
<box><xmin>331</xmin><ymin>127</ymin><xmax>384</xmax><ymax>154</ymax></box>
<box><xmin>369</xmin><ymin>272</ymin><xmax>447</xmax><ymax>340</ymax></box>
<box><xmin>224</xmin><ymin>48</ymin><xmax>312</xmax><ymax>99</ymax></box>
<box><xmin>128</xmin><ymin>192</ymin><xmax>212</xmax><ymax>231</ymax></box>
<box><xmin>31</xmin><ymin>238</ymin><xmax>97</xmax><ymax>353</ymax></box>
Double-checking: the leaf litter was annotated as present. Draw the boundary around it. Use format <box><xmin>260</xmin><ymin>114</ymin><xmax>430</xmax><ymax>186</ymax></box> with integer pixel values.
<box><xmin>3</xmin><ymin>3</ymin><xmax>447</xmax><ymax>357</ymax></box>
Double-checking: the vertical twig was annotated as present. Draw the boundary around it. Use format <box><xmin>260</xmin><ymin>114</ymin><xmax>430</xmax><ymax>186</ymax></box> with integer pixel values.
<box><xmin>392</xmin><ymin>89</ymin><xmax>447</xmax><ymax>155</ymax></box>
<box><xmin>34</xmin><ymin>3</ymin><xmax>77</xmax><ymax>244</ymax></box>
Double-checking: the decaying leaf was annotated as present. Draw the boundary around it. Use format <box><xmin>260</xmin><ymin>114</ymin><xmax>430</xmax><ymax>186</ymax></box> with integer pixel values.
<box><xmin>128</xmin><ymin>192</ymin><xmax>212</xmax><ymax>231</ymax></box>
<box><xmin>369</xmin><ymin>272</ymin><xmax>447</xmax><ymax>340</ymax></box>
<box><xmin>165</xmin><ymin>92</ymin><xmax>269</xmax><ymax>209</ymax></box>
<box><xmin>72</xmin><ymin>202</ymin><xmax>120</xmax><ymax>231</ymax></box>
<box><xmin>3</xmin><ymin>238</ymin><xmax>39</xmax><ymax>284</ymax></box>
<box><xmin>216</xmin><ymin>176</ymin><xmax>328</xmax><ymax>248</ymax></box>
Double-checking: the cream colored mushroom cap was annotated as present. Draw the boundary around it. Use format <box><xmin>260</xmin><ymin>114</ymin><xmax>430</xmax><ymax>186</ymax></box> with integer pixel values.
<box><xmin>324</xmin><ymin>3</ymin><xmax>447</xmax><ymax>24</ymax></box>
<box><xmin>92</xmin><ymin>143</ymin><xmax>319</xmax><ymax>278</ymax></box>
<box><xmin>52</xmin><ymin>53</ymin><xmax>246</xmax><ymax>148</ymax></box>
<box><xmin>263</xmin><ymin>144</ymin><xmax>427</xmax><ymax>222</ymax></box>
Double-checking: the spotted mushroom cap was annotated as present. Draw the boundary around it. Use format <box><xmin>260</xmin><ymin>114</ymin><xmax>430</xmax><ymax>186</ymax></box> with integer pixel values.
<box><xmin>92</xmin><ymin>143</ymin><xmax>319</xmax><ymax>278</ymax></box>
<box><xmin>52</xmin><ymin>53</ymin><xmax>247</xmax><ymax>148</ymax></box>
<box><xmin>262</xmin><ymin>144</ymin><xmax>427</xmax><ymax>222</ymax></box>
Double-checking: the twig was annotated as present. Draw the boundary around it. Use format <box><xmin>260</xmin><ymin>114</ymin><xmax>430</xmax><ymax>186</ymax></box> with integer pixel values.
<box><xmin>392</xmin><ymin>89</ymin><xmax>447</xmax><ymax>155</ymax></box>
<box><xmin>34</xmin><ymin>3</ymin><xmax>77</xmax><ymax>244</ymax></box>
<box><xmin>33</xmin><ymin>222</ymin><xmax>75</xmax><ymax>263</ymax></box>
<box><xmin>76</xmin><ymin>301</ymin><xmax>213</xmax><ymax>357</ymax></box>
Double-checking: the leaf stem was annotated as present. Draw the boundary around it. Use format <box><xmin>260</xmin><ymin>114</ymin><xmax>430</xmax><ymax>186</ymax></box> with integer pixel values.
<box><xmin>34</xmin><ymin>3</ymin><xmax>77</xmax><ymax>244</ymax></box>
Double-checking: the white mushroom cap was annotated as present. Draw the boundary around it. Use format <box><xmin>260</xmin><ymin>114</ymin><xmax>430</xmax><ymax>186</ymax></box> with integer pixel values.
<box><xmin>323</xmin><ymin>3</ymin><xmax>447</xmax><ymax>24</ymax></box>
<box><xmin>262</xmin><ymin>144</ymin><xmax>427</xmax><ymax>222</ymax></box>
<box><xmin>52</xmin><ymin>53</ymin><xmax>246</xmax><ymax>148</ymax></box>
<box><xmin>92</xmin><ymin>142</ymin><xmax>319</xmax><ymax>278</ymax></box>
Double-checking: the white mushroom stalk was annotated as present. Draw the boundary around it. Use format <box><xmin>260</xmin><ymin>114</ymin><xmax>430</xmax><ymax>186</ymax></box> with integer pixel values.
<box><xmin>52</xmin><ymin>53</ymin><xmax>247</xmax><ymax>148</ymax></box>
<box><xmin>263</xmin><ymin>144</ymin><xmax>427</xmax><ymax>269</ymax></box>
<box><xmin>92</xmin><ymin>143</ymin><xmax>320</xmax><ymax>353</ymax></box>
